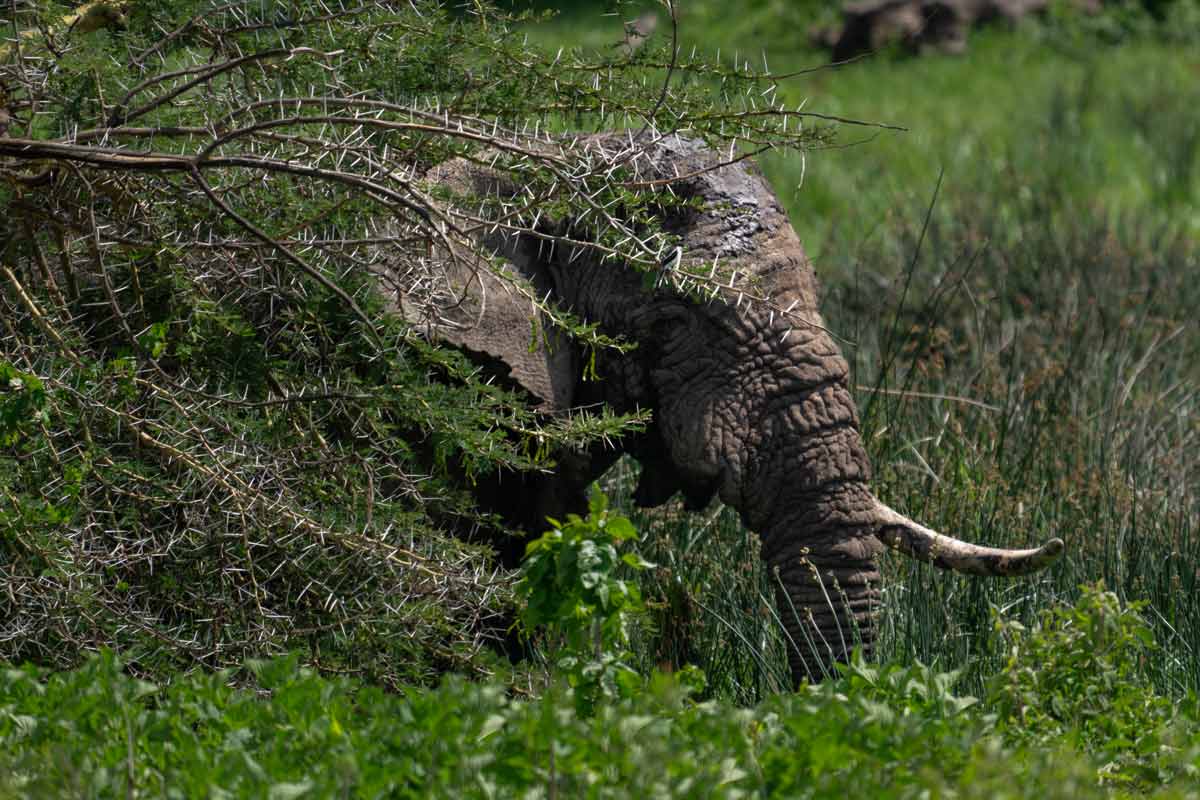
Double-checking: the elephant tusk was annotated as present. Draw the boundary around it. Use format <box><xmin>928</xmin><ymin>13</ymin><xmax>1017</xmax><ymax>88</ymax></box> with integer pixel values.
<box><xmin>872</xmin><ymin>501</ymin><xmax>1064</xmax><ymax>577</ymax></box>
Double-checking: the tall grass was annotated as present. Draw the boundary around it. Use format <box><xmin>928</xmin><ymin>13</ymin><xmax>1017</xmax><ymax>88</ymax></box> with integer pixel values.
<box><xmin>598</xmin><ymin>462</ymin><xmax>794</xmax><ymax>703</ymax></box>
<box><xmin>554</xmin><ymin>18</ymin><xmax>1200</xmax><ymax>702</ymax></box>
<box><xmin>815</xmin><ymin>46</ymin><xmax>1200</xmax><ymax>696</ymax></box>
<box><xmin>852</xmin><ymin>173</ymin><xmax>1199</xmax><ymax>696</ymax></box>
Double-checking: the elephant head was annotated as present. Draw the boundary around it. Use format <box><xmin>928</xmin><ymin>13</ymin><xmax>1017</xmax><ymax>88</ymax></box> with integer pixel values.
<box><xmin>377</xmin><ymin>134</ymin><xmax>1063</xmax><ymax>685</ymax></box>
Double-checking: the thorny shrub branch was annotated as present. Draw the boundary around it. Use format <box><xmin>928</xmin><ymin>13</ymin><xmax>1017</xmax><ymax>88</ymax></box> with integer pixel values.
<box><xmin>0</xmin><ymin>0</ymin><xmax>846</xmax><ymax>681</ymax></box>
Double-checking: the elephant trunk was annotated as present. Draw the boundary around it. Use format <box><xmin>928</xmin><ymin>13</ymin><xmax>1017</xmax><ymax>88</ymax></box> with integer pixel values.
<box><xmin>761</xmin><ymin>486</ymin><xmax>883</xmax><ymax>684</ymax></box>
<box><xmin>768</xmin><ymin>544</ymin><xmax>881</xmax><ymax>684</ymax></box>
<box><xmin>762</xmin><ymin>489</ymin><xmax>1064</xmax><ymax>685</ymax></box>
<box><xmin>871</xmin><ymin>500</ymin><xmax>1065</xmax><ymax>577</ymax></box>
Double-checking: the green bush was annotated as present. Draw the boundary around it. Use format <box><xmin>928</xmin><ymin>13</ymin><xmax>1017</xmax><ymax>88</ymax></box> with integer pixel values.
<box><xmin>2</xmin><ymin>558</ymin><xmax>1199</xmax><ymax>798</ymax></box>
<box><xmin>0</xmin><ymin>0</ymin><xmax>823</xmax><ymax>684</ymax></box>
<box><xmin>516</xmin><ymin>488</ymin><xmax>658</xmax><ymax>713</ymax></box>
<box><xmin>988</xmin><ymin>583</ymin><xmax>1195</xmax><ymax>788</ymax></box>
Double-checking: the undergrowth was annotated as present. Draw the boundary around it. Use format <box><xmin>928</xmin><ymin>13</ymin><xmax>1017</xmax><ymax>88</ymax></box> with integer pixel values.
<box><xmin>2</xmin><ymin>577</ymin><xmax>1198</xmax><ymax>797</ymax></box>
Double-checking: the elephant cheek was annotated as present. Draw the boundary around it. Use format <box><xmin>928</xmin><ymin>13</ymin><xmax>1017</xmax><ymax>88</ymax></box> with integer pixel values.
<box><xmin>651</xmin><ymin>381</ymin><xmax>743</xmax><ymax>505</ymax></box>
<box><xmin>740</xmin><ymin>391</ymin><xmax>873</xmax><ymax>535</ymax></box>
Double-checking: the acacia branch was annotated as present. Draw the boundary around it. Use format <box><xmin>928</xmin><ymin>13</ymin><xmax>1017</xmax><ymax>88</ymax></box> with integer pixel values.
<box><xmin>187</xmin><ymin>165</ymin><xmax>385</xmax><ymax>351</ymax></box>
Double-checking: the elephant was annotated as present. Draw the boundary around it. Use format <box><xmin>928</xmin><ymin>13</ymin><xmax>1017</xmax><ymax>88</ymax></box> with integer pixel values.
<box><xmin>375</xmin><ymin>134</ymin><xmax>1064</xmax><ymax>685</ymax></box>
<box><xmin>814</xmin><ymin>0</ymin><xmax>1060</xmax><ymax>60</ymax></box>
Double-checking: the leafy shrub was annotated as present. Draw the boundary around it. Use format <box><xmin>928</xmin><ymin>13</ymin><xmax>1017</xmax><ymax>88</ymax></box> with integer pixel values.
<box><xmin>3</xmin><ymin>642</ymin><xmax>1197</xmax><ymax>798</ymax></box>
<box><xmin>987</xmin><ymin>582</ymin><xmax>1196</xmax><ymax>788</ymax></box>
<box><xmin>516</xmin><ymin>488</ymin><xmax>661</xmax><ymax>713</ymax></box>
<box><xmin>0</xmin><ymin>0</ymin><xmax>825</xmax><ymax>683</ymax></box>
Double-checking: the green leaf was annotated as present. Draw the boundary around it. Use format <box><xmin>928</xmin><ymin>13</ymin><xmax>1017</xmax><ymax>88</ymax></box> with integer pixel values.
<box><xmin>478</xmin><ymin>713</ymin><xmax>507</xmax><ymax>741</ymax></box>
<box><xmin>268</xmin><ymin>781</ymin><xmax>314</xmax><ymax>800</ymax></box>
<box><xmin>621</xmin><ymin>552</ymin><xmax>656</xmax><ymax>570</ymax></box>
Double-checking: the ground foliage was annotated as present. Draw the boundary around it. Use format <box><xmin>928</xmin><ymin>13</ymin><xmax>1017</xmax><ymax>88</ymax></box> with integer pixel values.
<box><xmin>0</xmin><ymin>0</ymin><xmax>835</xmax><ymax>683</ymax></box>
<box><xmin>515</xmin><ymin>487</ymin><xmax>659</xmax><ymax>715</ymax></box>
<box><xmin>1</xmin><ymin>584</ymin><xmax>1198</xmax><ymax>797</ymax></box>
<box><xmin>0</xmin><ymin>485</ymin><xmax>1196</xmax><ymax>794</ymax></box>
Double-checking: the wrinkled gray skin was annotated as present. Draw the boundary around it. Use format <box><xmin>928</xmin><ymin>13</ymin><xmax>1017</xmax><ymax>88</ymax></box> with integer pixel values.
<box><xmin>380</xmin><ymin>135</ymin><xmax>1063</xmax><ymax>685</ymax></box>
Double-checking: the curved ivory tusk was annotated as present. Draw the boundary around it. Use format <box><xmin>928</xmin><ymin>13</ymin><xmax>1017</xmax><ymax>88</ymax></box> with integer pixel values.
<box><xmin>873</xmin><ymin>501</ymin><xmax>1064</xmax><ymax>577</ymax></box>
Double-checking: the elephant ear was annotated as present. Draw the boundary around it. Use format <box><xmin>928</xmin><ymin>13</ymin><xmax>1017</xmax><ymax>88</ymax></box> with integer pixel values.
<box><xmin>371</xmin><ymin>160</ymin><xmax>577</xmax><ymax>414</ymax></box>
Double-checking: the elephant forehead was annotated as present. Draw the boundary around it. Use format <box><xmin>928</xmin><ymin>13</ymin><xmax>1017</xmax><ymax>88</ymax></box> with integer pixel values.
<box><xmin>701</xmin><ymin>194</ymin><xmax>765</xmax><ymax>260</ymax></box>
<box><xmin>667</xmin><ymin>143</ymin><xmax>821</xmax><ymax>298</ymax></box>
<box><xmin>581</xmin><ymin>133</ymin><xmax>824</xmax><ymax>309</ymax></box>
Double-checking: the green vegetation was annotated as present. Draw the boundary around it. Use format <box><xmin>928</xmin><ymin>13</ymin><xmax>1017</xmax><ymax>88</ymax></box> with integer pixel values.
<box><xmin>2</xmin><ymin>585</ymin><xmax>1199</xmax><ymax>797</ymax></box>
<box><xmin>3</xmin><ymin>0</ymin><xmax>1199</xmax><ymax>794</ymax></box>
<box><xmin>0</xmin><ymin>0</ymin><xmax>816</xmax><ymax>684</ymax></box>
<box><xmin>515</xmin><ymin>487</ymin><xmax>656</xmax><ymax>713</ymax></box>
